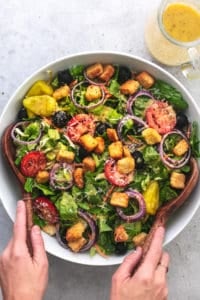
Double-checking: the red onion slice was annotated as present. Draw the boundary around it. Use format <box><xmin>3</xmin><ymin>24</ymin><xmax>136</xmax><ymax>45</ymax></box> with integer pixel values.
<box><xmin>117</xmin><ymin>114</ymin><xmax>148</xmax><ymax>142</ymax></box>
<box><xmin>84</xmin><ymin>70</ymin><xmax>107</xmax><ymax>86</ymax></box>
<box><xmin>71</xmin><ymin>81</ymin><xmax>105</xmax><ymax>110</ymax></box>
<box><xmin>11</xmin><ymin>121</ymin><xmax>42</xmax><ymax>145</ymax></box>
<box><xmin>56</xmin><ymin>210</ymin><xmax>97</xmax><ymax>252</ymax></box>
<box><xmin>116</xmin><ymin>189</ymin><xmax>146</xmax><ymax>222</ymax></box>
<box><xmin>126</xmin><ymin>90</ymin><xmax>154</xmax><ymax>115</ymax></box>
<box><xmin>50</xmin><ymin>163</ymin><xmax>74</xmax><ymax>190</ymax></box>
<box><xmin>159</xmin><ymin>130</ymin><xmax>191</xmax><ymax>169</ymax></box>
<box><xmin>78</xmin><ymin>210</ymin><xmax>98</xmax><ymax>252</ymax></box>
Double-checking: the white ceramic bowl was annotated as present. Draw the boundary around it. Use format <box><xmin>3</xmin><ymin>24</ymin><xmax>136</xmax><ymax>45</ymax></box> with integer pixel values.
<box><xmin>0</xmin><ymin>51</ymin><xmax>200</xmax><ymax>266</ymax></box>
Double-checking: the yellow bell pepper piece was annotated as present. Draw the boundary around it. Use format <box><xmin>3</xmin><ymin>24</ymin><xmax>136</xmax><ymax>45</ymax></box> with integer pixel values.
<box><xmin>27</xmin><ymin>109</ymin><xmax>36</xmax><ymax>118</ymax></box>
<box><xmin>23</xmin><ymin>95</ymin><xmax>57</xmax><ymax>117</ymax></box>
<box><xmin>143</xmin><ymin>181</ymin><xmax>159</xmax><ymax>215</ymax></box>
<box><xmin>26</xmin><ymin>80</ymin><xmax>53</xmax><ymax>97</ymax></box>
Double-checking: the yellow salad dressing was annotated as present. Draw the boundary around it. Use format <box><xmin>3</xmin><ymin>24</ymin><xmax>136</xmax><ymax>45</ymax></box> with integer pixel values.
<box><xmin>162</xmin><ymin>3</ymin><xmax>200</xmax><ymax>42</ymax></box>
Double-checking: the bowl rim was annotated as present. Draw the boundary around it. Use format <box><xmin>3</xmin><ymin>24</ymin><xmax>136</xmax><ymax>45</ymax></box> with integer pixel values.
<box><xmin>0</xmin><ymin>50</ymin><xmax>200</xmax><ymax>266</ymax></box>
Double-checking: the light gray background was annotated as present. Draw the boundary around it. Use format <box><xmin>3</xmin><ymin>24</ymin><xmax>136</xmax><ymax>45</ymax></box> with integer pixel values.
<box><xmin>0</xmin><ymin>0</ymin><xmax>200</xmax><ymax>299</ymax></box>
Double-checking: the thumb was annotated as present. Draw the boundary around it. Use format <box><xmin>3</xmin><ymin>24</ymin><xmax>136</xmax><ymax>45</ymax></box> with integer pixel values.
<box><xmin>114</xmin><ymin>247</ymin><xmax>142</xmax><ymax>280</ymax></box>
<box><xmin>31</xmin><ymin>225</ymin><xmax>48</xmax><ymax>263</ymax></box>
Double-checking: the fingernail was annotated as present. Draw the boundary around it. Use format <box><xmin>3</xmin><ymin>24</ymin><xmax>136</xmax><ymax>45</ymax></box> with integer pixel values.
<box><xmin>132</xmin><ymin>246</ymin><xmax>141</xmax><ymax>253</ymax></box>
<box><xmin>32</xmin><ymin>225</ymin><xmax>41</xmax><ymax>235</ymax></box>
<box><xmin>17</xmin><ymin>200</ymin><xmax>23</xmax><ymax>207</ymax></box>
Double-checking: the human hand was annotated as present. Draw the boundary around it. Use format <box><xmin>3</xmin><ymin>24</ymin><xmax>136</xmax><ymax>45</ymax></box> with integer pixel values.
<box><xmin>0</xmin><ymin>200</ymin><xmax>49</xmax><ymax>300</ymax></box>
<box><xmin>110</xmin><ymin>226</ymin><xmax>169</xmax><ymax>300</ymax></box>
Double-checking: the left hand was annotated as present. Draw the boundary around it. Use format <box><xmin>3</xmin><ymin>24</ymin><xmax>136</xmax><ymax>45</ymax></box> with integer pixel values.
<box><xmin>0</xmin><ymin>200</ymin><xmax>49</xmax><ymax>300</ymax></box>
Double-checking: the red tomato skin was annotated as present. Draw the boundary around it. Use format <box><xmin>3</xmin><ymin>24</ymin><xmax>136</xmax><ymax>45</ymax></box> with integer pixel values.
<box><xmin>33</xmin><ymin>196</ymin><xmax>59</xmax><ymax>224</ymax></box>
<box><xmin>145</xmin><ymin>101</ymin><xmax>176</xmax><ymax>134</ymax></box>
<box><xmin>104</xmin><ymin>159</ymin><xmax>133</xmax><ymax>187</ymax></box>
<box><xmin>66</xmin><ymin>114</ymin><xmax>95</xmax><ymax>143</ymax></box>
<box><xmin>20</xmin><ymin>151</ymin><xmax>46</xmax><ymax>177</ymax></box>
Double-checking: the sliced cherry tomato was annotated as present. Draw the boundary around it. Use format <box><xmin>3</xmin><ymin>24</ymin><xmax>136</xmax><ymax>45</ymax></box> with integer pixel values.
<box><xmin>66</xmin><ymin>114</ymin><xmax>96</xmax><ymax>143</ymax></box>
<box><xmin>104</xmin><ymin>158</ymin><xmax>133</xmax><ymax>187</ymax></box>
<box><xmin>33</xmin><ymin>196</ymin><xmax>59</xmax><ymax>224</ymax></box>
<box><xmin>20</xmin><ymin>151</ymin><xmax>46</xmax><ymax>177</ymax></box>
<box><xmin>145</xmin><ymin>101</ymin><xmax>176</xmax><ymax>134</ymax></box>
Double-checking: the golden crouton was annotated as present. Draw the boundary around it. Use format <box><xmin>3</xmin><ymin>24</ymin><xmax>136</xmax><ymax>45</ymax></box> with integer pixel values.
<box><xmin>133</xmin><ymin>232</ymin><xmax>147</xmax><ymax>247</ymax></box>
<box><xmin>123</xmin><ymin>146</ymin><xmax>132</xmax><ymax>157</ymax></box>
<box><xmin>83</xmin><ymin>156</ymin><xmax>96</xmax><ymax>172</ymax></box>
<box><xmin>108</xmin><ymin>141</ymin><xmax>123</xmax><ymax>159</ymax></box>
<box><xmin>110</xmin><ymin>192</ymin><xmax>129</xmax><ymax>208</ymax></box>
<box><xmin>114</xmin><ymin>225</ymin><xmax>129</xmax><ymax>242</ymax></box>
<box><xmin>106</xmin><ymin>128</ymin><xmax>119</xmax><ymax>142</ymax></box>
<box><xmin>73</xmin><ymin>167</ymin><xmax>84</xmax><ymax>189</ymax></box>
<box><xmin>66</xmin><ymin>221</ymin><xmax>87</xmax><ymax>242</ymax></box>
<box><xmin>79</xmin><ymin>134</ymin><xmax>98</xmax><ymax>152</ymax></box>
<box><xmin>170</xmin><ymin>171</ymin><xmax>186</xmax><ymax>189</ymax></box>
<box><xmin>173</xmin><ymin>139</ymin><xmax>189</xmax><ymax>156</ymax></box>
<box><xmin>53</xmin><ymin>85</ymin><xmax>70</xmax><ymax>100</ymax></box>
<box><xmin>85</xmin><ymin>85</ymin><xmax>102</xmax><ymax>101</ymax></box>
<box><xmin>36</xmin><ymin>170</ymin><xmax>49</xmax><ymax>183</ymax></box>
<box><xmin>120</xmin><ymin>80</ymin><xmax>140</xmax><ymax>95</ymax></box>
<box><xmin>56</xmin><ymin>150</ymin><xmax>75</xmax><ymax>163</ymax></box>
<box><xmin>94</xmin><ymin>137</ymin><xmax>105</xmax><ymax>154</ymax></box>
<box><xmin>142</xmin><ymin>128</ymin><xmax>162</xmax><ymax>145</ymax></box>
<box><xmin>99</xmin><ymin>64</ymin><xmax>115</xmax><ymax>82</ymax></box>
<box><xmin>85</xmin><ymin>63</ymin><xmax>103</xmax><ymax>79</ymax></box>
<box><xmin>116</xmin><ymin>157</ymin><xmax>135</xmax><ymax>174</ymax></box>
<box><xmin>136</xmin><ymin>71</ymin><xmax>155</xmax><ymax>89</ymax></box>
<box><xmin>68</xmin><ymin>237</ymin><xmax>87</xmax><ymax>252</ymax></box>
<box><xmin>42</xmin><ymin>224</ymin><xmax>56</xmax><ymax>236</ymax></box>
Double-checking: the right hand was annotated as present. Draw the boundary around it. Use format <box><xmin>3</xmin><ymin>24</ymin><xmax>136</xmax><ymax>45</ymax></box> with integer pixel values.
<box><xmin>110</xmin><ymin>226</ymin><xmax>169</xmax><ymax>300</ymax></box>
<box><xmin>0</xmin><ymin>200</ymin><xmax>49</xmax><ymax>300</ymax></box>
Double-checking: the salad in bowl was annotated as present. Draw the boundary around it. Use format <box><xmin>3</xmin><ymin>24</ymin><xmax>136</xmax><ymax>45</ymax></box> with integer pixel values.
<box><xmin>0</xmin><ymin>52</ymin><xmax>199</xmax><ymax>265</ymax></box>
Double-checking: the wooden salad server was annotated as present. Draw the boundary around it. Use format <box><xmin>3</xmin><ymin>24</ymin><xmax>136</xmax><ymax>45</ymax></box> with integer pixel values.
<box><xmin>142</xmin><ymin>157</ymin><xmax>199</xmax><ymax>259</ymax></box>
<box><xmin>2</xmin><ymin>124</ymin><xmax>33</xmax><ymax>255</ymax></box>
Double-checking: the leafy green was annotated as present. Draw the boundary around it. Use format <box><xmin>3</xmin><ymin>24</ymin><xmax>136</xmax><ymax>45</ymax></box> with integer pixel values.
<box><xmin>15</xmin><ymin>145</ymin><xmax>28</xmax><ymax>165</ymax></box>
<box><xmin>34</xmin><ymin>183</ymin><xmax>56</xmax><ymax>196</ymax></box>
<box><xmin>130</xmin><ymin>171</ymin><xmax>150</xmax><ymax>191</ymax></box>
<box><xmin>98</xmin><ymin>231</ymin><xmax>115</xmax><ymax>255</ymax></box>
<box><xmin>159</xmin><ymin>185</ymin><xmax>178</xmax><ymax>204</ymax></box>
<box><xmin>123</xmin><ymin>222</ymin><xmax>142</xmax><ymax>239</ymax></box>
<box><xmin>24</xmin><ymin>178</ymin><xmax>34</xmax><ymax>192</ymax></box>
<box><xmin>91</xmin><ymin>105</ymin><xmax>122</xmax><ymax>124</ymax></box>
<box><xmin>51</xmin><ymin>76</ymin><xmax>59</xmax><ymax>89</ymax></box>
<box><xmin>109</xmin><ymin>79</ymin><xmax>120</xmax><ymax>96</ymax></box>
<box><xmin>163</xmin><ymin>133</ymin><xmax>181</xmax><ymax>153</ymax></box>
<box><xmin>143</xmin><ymin>146</ymin><xmax>160</xmax><ymax>163</ymax></box>
<box><xmin>33</xmin><ymin>213</ymin><xmax>46</xmax><ymax>227</ymax></box>
<box><xmin>57</xmin><ymin>192</ymin><xmax>78</xmax><ymax>221</ymax></box>
<box><xmin>190</xmin><ymin>121</ymin><xmax>200</xmax><ymax>158</ymax></box>
<box><xmin>69</xmin><ymin>65</ymin><xmax>84</xmax><ymax>81</ymax></box>
<box><xmin>98</xmin><ymin>216</ymin><xmax>113</xmax><ymax>233</ymax></box>
<box><xmin>133</xmin><ymin>97</ymin><xmax>153</xmax><ymax>118</ymax></box>
<box><xmin>150</xmin><ymin>80</ymin><xmax>188</xmax><ymax>110</ymax></box>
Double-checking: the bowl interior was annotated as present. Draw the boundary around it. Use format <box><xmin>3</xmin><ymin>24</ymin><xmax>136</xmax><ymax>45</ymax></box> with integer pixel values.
<box><xmin>0</xmin><ymin>52</ymin><xmax>200</xmax><ymax>266</ymax></box>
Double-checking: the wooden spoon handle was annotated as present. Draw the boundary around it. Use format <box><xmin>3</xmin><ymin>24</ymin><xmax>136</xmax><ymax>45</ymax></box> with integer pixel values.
<box><xmin>142</xmin><ymin>157</ymin><xmax>199</xmax><ymax>259</ymax></box>
<box><xmin>23</xmin><ymin>192</ymin><xmax>33</xmax><ymax>257</ymax></box>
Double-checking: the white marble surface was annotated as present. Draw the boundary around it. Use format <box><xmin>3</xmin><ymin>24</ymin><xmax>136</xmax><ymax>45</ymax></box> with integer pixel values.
<box><xmin>0</xmin><ymin>0</ymin><xmax>200</xmax><ymax>299</ymax></box>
